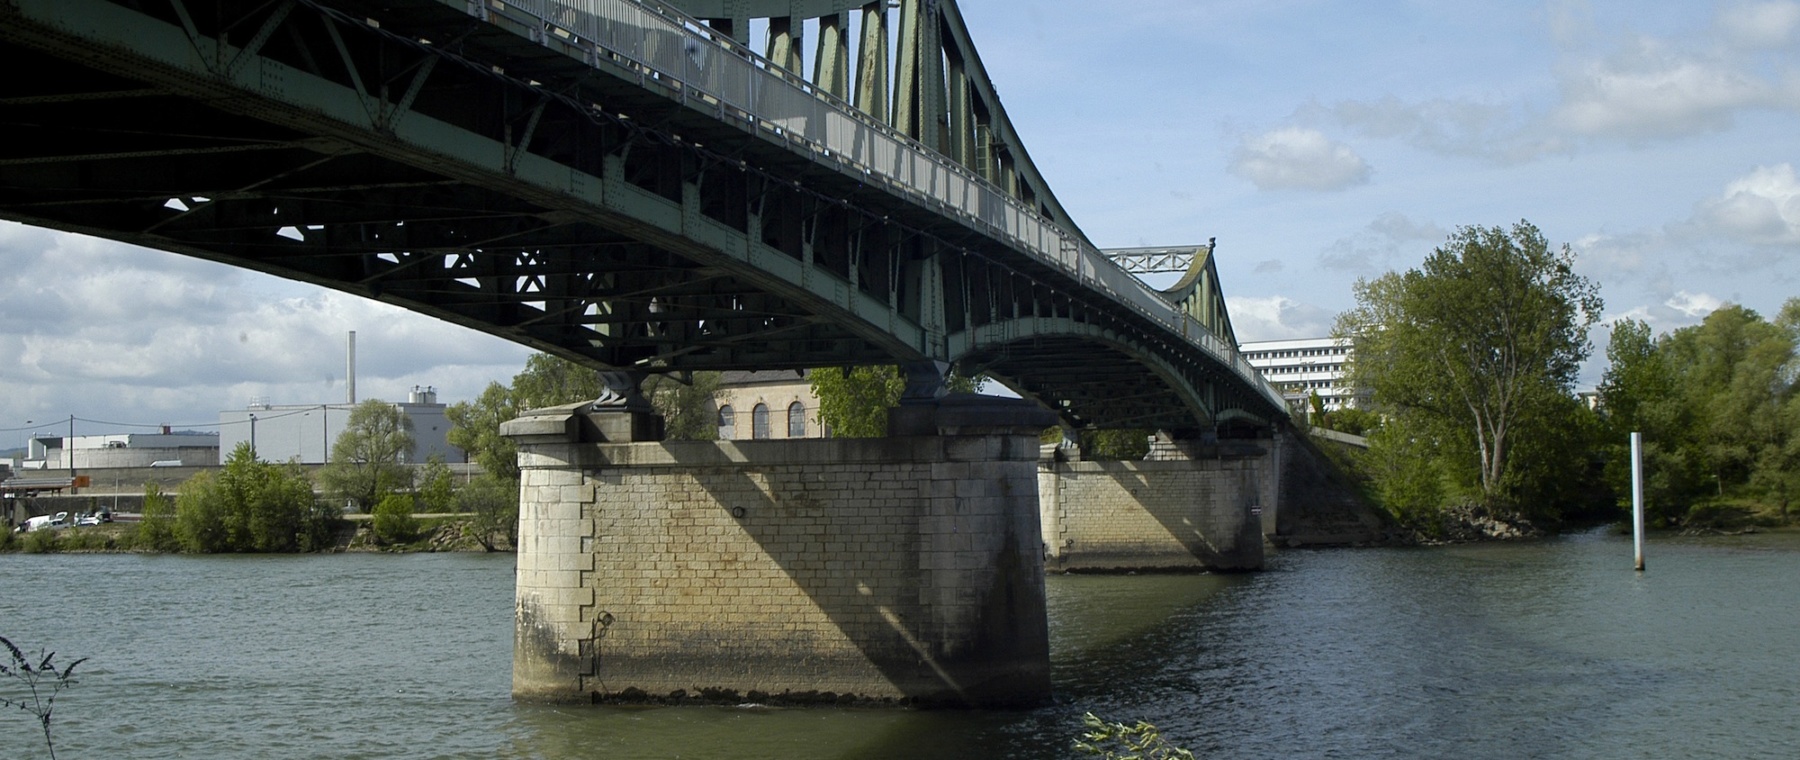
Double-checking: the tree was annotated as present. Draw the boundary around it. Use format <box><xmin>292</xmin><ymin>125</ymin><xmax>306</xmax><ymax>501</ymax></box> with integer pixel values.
<box><xmin>644</xmin><ymin>371</ymin><xmax>722</xmax><ymax>441</ymax></box>
<box><xmin>175</xmin><ymin>443</ymin><xmax>333</xmax><ymax>552</ymax></box>
<box><xmin>447</xmin><ymin>381</ymin><xmax>522</xmax><ymax>481</ymax></box>
<box><xmin>1600</xmin><ymin>301</ymin><xmax>1800</xmax><ymax>523</ymax></box>
<box><xmin>510</xmin><ymin>352</ymin><xmax>605</xmax><ymax>410</ymax></box>
<box><xmin>811</xmin><ymin>366</ymin><xmax>906</xmax><ymax>437</ymax></box>
<box><xmin>416</xmin><ymin>456</ymin><xmax>456</xmax><ymax>514</ymax></box>
<box><xmin>1336</xmin><ymin>221</ymin><xmax>1603</xmax><ymax>509</ymax></box>
<box><xmin>456</xmin><ymin>474</ymin><xmax>518</xmax><ymax>552</ymax></box>
<box><xmin>136</xmin><ymin>482</ymin><xmax>180</xmax><ymax>552</ymax></box>
<box><xmin>809</xmin><ymin>365</ymin><xmax>981</xmax><ymax>438</ymax></box>
<box><xmin>318</xmin><ymin>399</ymin><xmax>416</xmax><ymax>512</ymax></box>
<box><xmin>447</xmin><ymin>354</ymin><xmax>608</xmax><ymax>482</ymax></box>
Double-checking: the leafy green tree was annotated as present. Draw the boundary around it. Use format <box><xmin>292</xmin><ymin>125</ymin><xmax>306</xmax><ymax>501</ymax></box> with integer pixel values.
<box><xmin>135</xmin><ymin>482</ymin><xmax>180</xmax><ymax>552</ymax></box>
<box><xmin>447</xmin><ymin>354</ymin><xmax>609</xmax><ymax>481</ymax></box>
<box><xmin>175</xmin><ymin>443</ymin><xmax>330</xmax><ymax>552</ymax></box>
<box><xmin>416</xmin><ymin>456</ymin><xmax>456</xmax><ymax>514</ymax></box>
<box><xmin>644</xmin><ymin>371</ymin><xmax>722</xmax><ymax>441</ymax></box>
<box><xmin>456</xmin><ymin>474</ymin><xmax>518</xmax><ymax>552</ymax></box>
<box><xmin>1336</xmin><ymin>221</ymin><xmax>1602</xmax><ymax>509</ymax></box>
<box><xmin>447</xmin><ymin>381</ymin><xmax>522</xmax><ymax>481</ymax></box>
<box><xmin>319</xmin><ymin>399</ymin><xmax>416</xmax><ymax>512</ymax></box>
<box><xmin>1601</xmin><ymin>300</ymin><xmax>1800</xmax><ymax>523</ymax></box>
<box><xmin>371</xmin><ymin>493</ymin><xmax>420</xmax><ymax>545</ymax></box>
<box><xmin>1080</xmin><ymin>429</ymin><xmax>1151</xmax><ymax>460</ymax></box>
<box><xmin>1359</xmin><ymin>414</ymin><xmax>1452</xmax><ymax>530</ymax></box>
<box><xmin>809</xmin><ymin>365</ymin><xmax>980</xmax><ymax>438</ymax></box>
<box><xmin>813</xmin><ymin>365</ymin><xmax>905</xmax><ymax>437</ymax></box>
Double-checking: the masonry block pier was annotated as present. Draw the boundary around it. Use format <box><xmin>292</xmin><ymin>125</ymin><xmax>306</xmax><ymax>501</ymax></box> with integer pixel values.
<box><xmin>1039</xmin><ymin>435</ymin><xmax>1276</xmax><ymax>572</ymax></box>
<box><xmin>503</xmin><ymin>396</ymin><xmax>1055</xmax><ymax>707</ymax></box>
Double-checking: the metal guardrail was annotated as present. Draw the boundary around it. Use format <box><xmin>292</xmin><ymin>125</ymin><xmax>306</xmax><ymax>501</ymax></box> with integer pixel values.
<box><xmin>468</xmin><ymin>0</ymin><xmax>1287</xmax><ymax>413</ymax></box>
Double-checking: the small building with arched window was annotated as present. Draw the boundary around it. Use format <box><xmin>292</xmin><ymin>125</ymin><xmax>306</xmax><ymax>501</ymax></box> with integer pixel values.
<box><xmin>712</xmin><ymin>370</ymin><xmax>825</xmax><ymax>441</ymax></box>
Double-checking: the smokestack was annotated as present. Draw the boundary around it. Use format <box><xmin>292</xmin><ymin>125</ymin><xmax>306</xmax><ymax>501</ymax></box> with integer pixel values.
<box><xmin>347</xmin><ymin>330</ymin><xmax>357</xmax><ymax>404</ymax></box>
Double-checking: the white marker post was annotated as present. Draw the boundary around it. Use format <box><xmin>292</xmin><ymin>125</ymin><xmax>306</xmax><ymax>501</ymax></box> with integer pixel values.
<box><xmin>1631</xmin><ymin>431</ymin><xmax>1646</xmax><ymax>572</ymax></box>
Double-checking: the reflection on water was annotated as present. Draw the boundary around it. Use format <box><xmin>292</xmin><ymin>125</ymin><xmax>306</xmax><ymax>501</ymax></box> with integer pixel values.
<box><xmin>5</xmin><ymin>530</ymin><xmax>1800</xmax><ymax>758</ymax></box>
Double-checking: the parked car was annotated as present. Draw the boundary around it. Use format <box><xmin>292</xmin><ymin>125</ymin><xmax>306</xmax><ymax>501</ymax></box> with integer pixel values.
<box><xmin>75</xmin><ymin>509</ymin><xmax>113</xmax><ymax>526</ymax></box>
<box><xmin>19</xmin><ymin>512</ymin><xmax>71</xmax><ymax>533</ymax></box>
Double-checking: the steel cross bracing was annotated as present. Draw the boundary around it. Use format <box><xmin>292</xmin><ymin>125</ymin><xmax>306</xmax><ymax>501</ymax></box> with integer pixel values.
<box><xmin>0</xmin><ymin>0</ymin><xmax>1286</xmax><ymax>434</ymax></box>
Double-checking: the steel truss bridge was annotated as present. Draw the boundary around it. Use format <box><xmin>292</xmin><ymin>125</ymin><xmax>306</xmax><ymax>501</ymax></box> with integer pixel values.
<box><xmin>0</xmin><ymin>0</ymin><xmax>1286</xmax><ymax>435</ymax></box>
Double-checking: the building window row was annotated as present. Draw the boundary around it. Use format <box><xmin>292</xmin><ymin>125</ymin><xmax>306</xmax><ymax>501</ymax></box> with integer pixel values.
<box><xmin>717</xmin><ymin>401</ymin><xmax>808</xmax><ymax>440</ymax></box>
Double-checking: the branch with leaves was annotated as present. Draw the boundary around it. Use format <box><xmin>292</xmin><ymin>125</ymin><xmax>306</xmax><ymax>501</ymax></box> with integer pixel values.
<box><xmin>1073</xmin><ymin>712</ymin><xmax>1197</xmax><ymax>760</ymax></box>
<box><xmin>1</xmin><ymin>636</ymin><xmax>86</xmax><ymax>760</ymax></box>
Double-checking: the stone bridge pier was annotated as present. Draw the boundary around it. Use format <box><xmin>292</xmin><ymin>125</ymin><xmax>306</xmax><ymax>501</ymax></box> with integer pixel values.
<box><xmin>502</xmin><ymin>395</ymin><xmax>1056</xmax><ymax>708</ymax></box>
<box><xmin>1038</xmin><ymin>432</ymin><xmax>1278</xmax><ymax>572</ymax></box>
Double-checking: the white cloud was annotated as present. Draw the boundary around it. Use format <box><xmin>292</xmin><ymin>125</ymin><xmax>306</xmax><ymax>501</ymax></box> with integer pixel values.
<box><xmin>1552</xmin><ymin>37</ymin><xmax>1775</xmax><ymax>139</ymax></box>
<box><xmin>1716</xmin><ymin>1</ymin><xmax>1800</xmax><ymax>49</ymax></box>
<box><xmin>1227</xmin><ymin>128</ymin><xmax>1371</xmax><ymax>191</ymax></box>
<box><xmin>1666</xmin><ymin>290</ymin><xmax>1725</xmax><ymax>317</ymax></box>
<box><xmin>1695</xmin><ymin>163</ymin><xmax>1800</xmax><ymax>245</ymax></box>
<box><xmin>1225</xmin><ymin>295</ymin><xmax>1335</xmax><ymax>342</ymax></box>
<box><xmin>0</xmin><ymin>225</ymin><xmax>532</xmax><ymax>431</ymax></box>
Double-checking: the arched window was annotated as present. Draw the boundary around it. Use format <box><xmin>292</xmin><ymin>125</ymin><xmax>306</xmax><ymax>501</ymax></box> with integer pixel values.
<box><xmin>787</xmin><ymin>401</ymin><xmax>806</xmax><ymax>438</ymax></box>
<box><xmin>717</xmin><ymin>405</ymin><xmax>736</xmax><ymax>440</ymax></box>
<box><xmin>751</xmin><ymin>403</ymin><xmax>771</xmax><ymax>439</ymax></box>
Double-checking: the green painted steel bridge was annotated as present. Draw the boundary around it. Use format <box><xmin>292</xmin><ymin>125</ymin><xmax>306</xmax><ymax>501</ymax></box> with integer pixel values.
<box><xmin>0</xmin><ymin>0</ymin><xmax>1287</xmax><ymax>436</ymax></box>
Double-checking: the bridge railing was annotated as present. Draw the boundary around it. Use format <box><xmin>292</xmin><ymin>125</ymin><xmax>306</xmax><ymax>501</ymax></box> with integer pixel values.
<box><xmin>479</xmin><ymin>0</ymin><xmax>1287</xmax><ymax>413</ymax></box>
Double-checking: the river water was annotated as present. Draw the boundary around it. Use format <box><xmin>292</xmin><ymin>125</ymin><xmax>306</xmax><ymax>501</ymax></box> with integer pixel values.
<box><xmin>4</xmin><ymin>529</ymin><xmax>1798</xmax><ymax>758</ymax></box>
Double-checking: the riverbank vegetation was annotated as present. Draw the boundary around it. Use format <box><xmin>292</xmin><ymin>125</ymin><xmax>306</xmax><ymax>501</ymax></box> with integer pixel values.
<box><xmin>1329</xmin><ymin>220</ymin><xmax>1799</xmax><ymax>537</ymax></box>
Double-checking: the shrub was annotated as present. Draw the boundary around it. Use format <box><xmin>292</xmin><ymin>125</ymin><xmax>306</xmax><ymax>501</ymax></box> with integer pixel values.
<box><xmin>136</xmin><ymin>483</ymin><xmax>180</xmax><ymax>552</ymax></box>
<box><xmin>416</xmin><ymin>456</ymin><xmax>456</xmax><ymax>514</ymax></box>
<box><xmin>20</xmin><ymin>529</ymin><xmax>59</xmax><ymax>555</ymax></box>
<box><xmin>175</xmin><ymin>443</ymin><xmax>334</xmax><ymax>553</ymax></box>
<box><xmin>371</xmin><ymin>494</ymin><xmax>419</xmax><ymax>545</ymax></box>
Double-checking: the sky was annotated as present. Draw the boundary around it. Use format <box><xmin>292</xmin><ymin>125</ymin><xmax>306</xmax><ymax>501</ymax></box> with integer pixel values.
<box><xmin>2</xmin><ymin>0</ymin><xmax>1797</xmax><ymax>441</ymax></box>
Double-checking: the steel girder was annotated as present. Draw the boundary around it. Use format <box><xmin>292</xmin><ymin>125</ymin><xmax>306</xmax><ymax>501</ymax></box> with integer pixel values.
<box><xmin>0</xmin><ymin>0</ymin><xmax>1282</xmax><ymax>433</ymax></box>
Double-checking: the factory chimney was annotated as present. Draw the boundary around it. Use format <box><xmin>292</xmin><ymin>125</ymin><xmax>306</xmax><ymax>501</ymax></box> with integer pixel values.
<box><xmin>346</xmin><ymin>331</ymin><xmax>357</xmax><ymax>404</ymax></box>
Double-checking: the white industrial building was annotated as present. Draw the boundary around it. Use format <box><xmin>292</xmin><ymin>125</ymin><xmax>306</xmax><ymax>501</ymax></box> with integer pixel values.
<box><xmin>1239</xmin><ymin>337</ymin><xmax>1359</xmax><ymax>412</ymax></box>
<box><xmin>218</xmin><ymin>386</ymin><xmax>461</xmax><ymax>465</ymax></box>
<box><xmin>25</xmin><ymin>430</ymin><xmax>221</xmax><ymax>470</ymax></box>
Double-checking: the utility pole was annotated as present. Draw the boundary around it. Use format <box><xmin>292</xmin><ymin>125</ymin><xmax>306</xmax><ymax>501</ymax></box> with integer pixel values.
<box><xmin>68</xmin><ymin>414</ymin><xmax>77</xmax><ymax>494</ymax></box>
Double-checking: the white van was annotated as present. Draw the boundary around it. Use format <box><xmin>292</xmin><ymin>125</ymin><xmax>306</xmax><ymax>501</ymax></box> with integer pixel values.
<box><xmin>19</xmin><ymin>512</ymin><xmax>71</xmax><ymax>533</ymax></box>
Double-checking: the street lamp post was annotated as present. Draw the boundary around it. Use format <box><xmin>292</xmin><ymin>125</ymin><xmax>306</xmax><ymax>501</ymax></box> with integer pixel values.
<box><xmin>249</xmin><ymin>413</ymin><xmax>258</xmax><ymax>459</ymax></box>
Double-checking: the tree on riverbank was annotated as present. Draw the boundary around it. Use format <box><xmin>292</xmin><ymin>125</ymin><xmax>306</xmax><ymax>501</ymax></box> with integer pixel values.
<box><xmin>174</xmin><ymin>443</ymin><xmax>340</xmax><ymax>552</ymax></box>
<box><xmin>1336</xmin><ymin>221</ymin><xmax>1604</xmax><ymax>523</ymax></box>
<box><xmin>1598</xmin><ymin>300</ymin><xmax>1800</xmax><ymax>525</ymax></box>
<box><xmin>318</xmin><ymin>399</ymin><xmax>416</xmax><ymax>512</ymax></box>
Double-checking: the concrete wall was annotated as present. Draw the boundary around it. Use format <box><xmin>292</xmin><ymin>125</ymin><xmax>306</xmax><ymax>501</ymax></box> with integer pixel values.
<box><xmin>1039</xmin><ymin>446</ymin><xmax>1269</xmax><ymax>572</ymax></box>
<box><xmin>510</xmin><ymin>426</ymin><xmax>1051</xmax><ymax>707</ymax></box>
<box><xmin>40</xmin><ymin>446</ymin><xmax>220</xmax><ymax>470</ymax></box>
